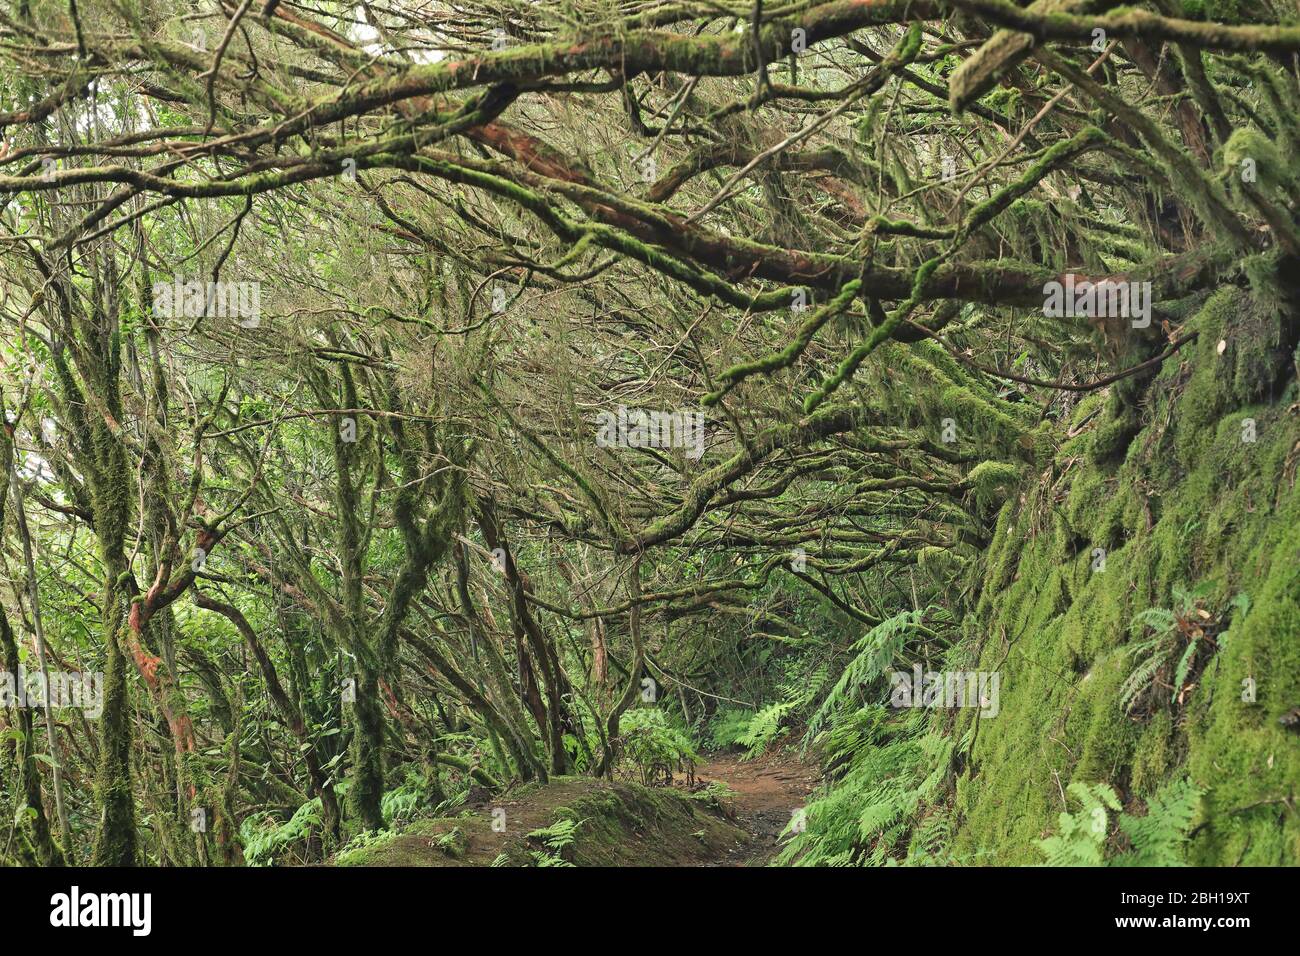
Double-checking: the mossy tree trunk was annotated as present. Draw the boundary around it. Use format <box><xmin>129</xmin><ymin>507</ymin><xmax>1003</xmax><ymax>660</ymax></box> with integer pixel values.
<box><xmin>0</xmin><ymin>418</ymin><xmax>63</xmax><ymax>866</ymax></box>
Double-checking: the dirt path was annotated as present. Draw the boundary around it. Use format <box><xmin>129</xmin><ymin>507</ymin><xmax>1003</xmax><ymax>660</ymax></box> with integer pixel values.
<box><xmin>688</xmin><ymin>748</ymin><xmax>820</xmax><ymax>866</ymax></box>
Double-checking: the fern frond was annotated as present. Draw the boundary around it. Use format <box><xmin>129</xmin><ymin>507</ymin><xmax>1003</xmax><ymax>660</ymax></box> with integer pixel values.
<box><xmin>1114</xmin><ymin>779</ymin><xmax>1204</xmax><ymax>866</ymax></box>
<box><xmin>804</xmin><ymin>609</ymin><xmax>928</xmax><ymax>743</ymax></box>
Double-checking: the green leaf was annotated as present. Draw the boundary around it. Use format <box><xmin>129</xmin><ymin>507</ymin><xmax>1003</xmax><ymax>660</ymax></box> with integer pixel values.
<box><xmin>1172</xmin><ymin>639</ymin><xmax>1199</xmax><ymax>703</ymax></box>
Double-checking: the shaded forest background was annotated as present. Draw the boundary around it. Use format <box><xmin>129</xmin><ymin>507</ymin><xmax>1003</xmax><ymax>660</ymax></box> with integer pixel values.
<box><xmin>0</xmin><ymin>0</ymin><xmax>1297</xmax><ymax>867</ymax></box>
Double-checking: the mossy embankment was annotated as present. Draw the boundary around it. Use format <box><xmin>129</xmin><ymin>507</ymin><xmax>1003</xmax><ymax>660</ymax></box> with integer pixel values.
<box><xmin>950</xmin><ymin>268</ymin><xmax>1300</xmax><ymax>864</ymax></box>
<box><xmin>331</xmin><ymin>776</ymin><xmax>748</xmax><ymax>866</ymax></box>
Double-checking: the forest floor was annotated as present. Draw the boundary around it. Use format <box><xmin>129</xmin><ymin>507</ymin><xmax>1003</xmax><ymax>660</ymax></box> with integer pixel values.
<box><xmin>334</xmin><ymin>747</ymin><xmax>819</xmax><ymax>867</ymax></box>
<box><xmin>691</xmin><ymin>748</ymin><xmax>821</xmax><ymax>866</ymax></box>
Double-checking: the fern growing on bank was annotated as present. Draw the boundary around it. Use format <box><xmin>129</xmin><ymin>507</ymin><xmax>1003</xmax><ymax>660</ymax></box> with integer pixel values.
<box><xmin>1113</xmin><ymin>779</ymin><xmax>1204</xmax><ymax>866</ymax></box>
<box><xmin>773</xmin><ymin>607</ymin><xmax>968</xmax><ymax>866</ymax></box>
<box><xmin>705</xmin><ymin>707</ymin><xmax>755</xmax><ymax>750</ymax></box>
<box><xmin>733</xmin><ymin>701</ymin><xmax>795</xmax><ymax>759</ymax></box>
<box><xmin>804</xmin><ymin>608</ymin><xmax>933</xmax><ymax>744</ymax></box>
<box><xmin>1036</xmin><ymin>779</ymin><xmax>1204</xmax><ymax>866</ymax></box>
<box><xmin>705</xmin><ymin>655</ymin><xmax>835</xmax><ymax>760</ymax></box>
<box><xmin>777</xmin><ymin>707</ymin><xmax>953</xmax><ymax>866</ymax></box>
<box><xmin>527</xmin><ymin>817</ymin><xmax>582</xmax><ymax>867</ymax></box>
<box><xmin>1121</xmin><ymin>583</ymin><xmax>1245</xmax><ymax>714</ymax></box>
<box><xmin>1036</xmin><ymin>783</ymin><xmax>1123</xmax><ymax>866</ymax></box>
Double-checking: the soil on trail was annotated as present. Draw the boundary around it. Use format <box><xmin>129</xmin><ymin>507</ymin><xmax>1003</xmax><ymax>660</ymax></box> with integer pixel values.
<box><xmin>689</xmin><ymin>748</ymin><xmax>820</xmax><ymax>866</ymax></box>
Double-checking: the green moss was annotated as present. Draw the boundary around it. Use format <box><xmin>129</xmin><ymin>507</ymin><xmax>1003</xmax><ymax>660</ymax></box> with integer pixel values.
<box><xmin>432</xmin><ymin>826</ymin><xmax>467</xmax><ymax>859</ymax></box>
<box><xmin>966</xmin><ymin>460</ymin><xmax>1024</xmax><ymax>512</ymax></box>
<box><xmin>1090</xmin><ymin>401</ymin><xmax>1142</xmax><ymax>466</ymax></box>
<box><xmin>1131</xmin><ymin>711</ymin><xmax>1176</xmax><ymax>796</ymax></box>
<box><xmin>947</xmin><ymin>278</ymin><xmax>1300</xmax><ymax>864</ymax></box>
<box><xmin>1222</xmin><ymin>129</ymin><xmax>1291</xmax><ymax>194</ymax></box>
<box><xmin>330</xmin><ymin>778</ymin><xmax>747</xmax><ymax>867</ymax></box>
<box><xmin>983</xmin><ymin>85</ymin><xmax>1021</xmax><ymax>118</ymax></box>
<box><xmin>1063</xmin><ymin>465</ymin><xmax>1109</xmax><ymax>539</ymax></box>
<box><xmin>1185</xmin><ymin>512</ymin><xmax>1300</xmax><ymax>865</ymax></box>
<box><xmin>334</xmin><ymin>828</ymin><xmax>399</xmax><ymax>866</ymax></box>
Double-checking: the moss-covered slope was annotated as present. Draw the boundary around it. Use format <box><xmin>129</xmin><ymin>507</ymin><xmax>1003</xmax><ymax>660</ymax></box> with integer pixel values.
<box><xmin>952</xmin><ymin>273</ymin><xmax>1300</xmax><ymax>864</ymax></box>
<box><xmin>333</xmin><ymin>777</ymin><xmax>748</xmax><ymax>867</ymax></box>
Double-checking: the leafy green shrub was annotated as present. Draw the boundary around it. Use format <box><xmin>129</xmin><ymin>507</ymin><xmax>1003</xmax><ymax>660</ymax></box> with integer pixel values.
<box><xmin>705</xmin><ymin>707</ymin><xmax>755</xmax><ymax>750</ymax></box>
<box><xmin>241</xmin><ymin>797</ymin><xmax>324</xmax><ymax>867</ymax></box>
<box><xmin>617</xmin><ymin>708</ymin><xmax>700</xmax><ymax>784</ymax></box>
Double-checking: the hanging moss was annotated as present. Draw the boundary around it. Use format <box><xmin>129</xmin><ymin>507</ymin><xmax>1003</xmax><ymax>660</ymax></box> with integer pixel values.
<box><xmin>966</xmin><ymin>460</ymin><xmax>1025</xmax><ymax>513</ymax></box>
<box><xmin>1221</xmin><ymin>129</ymin><xmax>1293</xmax><ymax>195</ymax></box>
